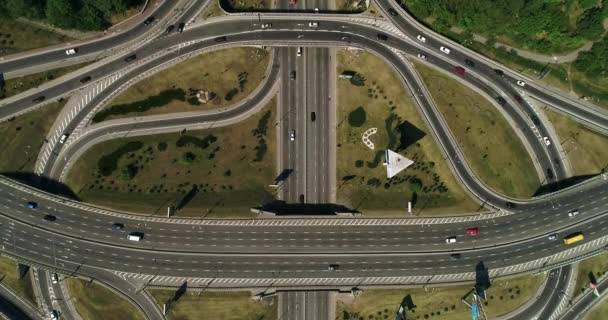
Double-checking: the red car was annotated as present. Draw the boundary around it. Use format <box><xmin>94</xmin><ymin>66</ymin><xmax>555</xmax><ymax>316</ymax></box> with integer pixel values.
<box><xmin>466</xmin><ymin>228</ymin><xmax>479</xmax><ymax>235</ymax></box>
<box><xmin>453</xmin><ymin>66</ymin><xmax>466</xmax><ymax>76</ymax></box>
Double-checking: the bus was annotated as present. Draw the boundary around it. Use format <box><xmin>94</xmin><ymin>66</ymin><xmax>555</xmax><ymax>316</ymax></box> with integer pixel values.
<box><xmin>563</xmin><ymin>232</ymin><xmax>584</xmax><ymax>245</ymax></box>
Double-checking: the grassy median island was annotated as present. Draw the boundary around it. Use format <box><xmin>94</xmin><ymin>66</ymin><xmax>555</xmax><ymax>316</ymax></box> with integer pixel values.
<box><xmin>149</xmin><ymin>289</ymin><xmax>277</xmax><ymax>320</ymax></box>
<box><xmin>573</xmin><ymin>252</ymin><xmax>608</xmax><ymax>297</ymax></box>
<box><xmin>336</xmin><ymin>50</ymin><xmax>479</xmax><ymax>216</ymax></box>
<box><xmin>0</xmin><ymin>101</ymin><xmax>65</xmax><ymax>175</ymax></box>
<box><xmin>0</xmin><ymin>256</ymin><xmax>37</xmax><ymax>306</ymax></box>
<box><xmin>544</xmin><ymin>109</ymin><xmax>608</xmax><ymax>176</ymax></box>
<box><xmin>66</xmin><ymin>278</ymin><xmax>144</xmax><ymax>320</ymax></box>
<box><xmin>414</xmin><ymin>62</ymin><xmax>540</xmax><ymax>199</ymax></box>
<box><xmin>65</xmin><ymin>100</ymin><xmax>276</xmax><ymax>217</ymax></box>
<box><xmin>0</xmin><ymin>19</ymin><xmax>73</xmax><ymax>56</ymax></box>
<box><xmin>96</xmin><ymin>47</ymin><xmax>270</xmax><ymax>122</ymax></box>
<box><xmin>336</xmin><ymin>274</ymin><xmax>544</xmax><ymax>320</ymax></box>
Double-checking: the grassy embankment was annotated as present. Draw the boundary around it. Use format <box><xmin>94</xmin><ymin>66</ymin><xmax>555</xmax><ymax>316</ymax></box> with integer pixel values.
<box><xmin>65</xmin><ymin>100</ymin><xmax>276</xmax><ymax>217</ymax></box>
<box><xmin>95</xmin><ymin>47</ymin><xmax>270</xmax><ymax>122</ymax></box>
<box><xmin>336</xmin><ymin>274</ymin><xmax>545</xmax><ymax>320</ymax></box>
<box><xmin>336</xmin><ymin>50</ymin><xmax>479</xmax><ymax>216</ymax></box>
<box><xmin>414</xmin><ymin>62</ymin><xmax>540</xmax><ymax>198</ymax></box>
<box><xmin>149</xmin><ymin>290</ymin><xmax>277</xmax><ymax>320</ymax></box>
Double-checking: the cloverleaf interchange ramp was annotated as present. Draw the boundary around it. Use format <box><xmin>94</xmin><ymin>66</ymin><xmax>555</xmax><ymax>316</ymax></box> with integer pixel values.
<box><xmin>1</xmin><ymin>1</ymin><xmax>608</xmax><ymax>319</ymax></box>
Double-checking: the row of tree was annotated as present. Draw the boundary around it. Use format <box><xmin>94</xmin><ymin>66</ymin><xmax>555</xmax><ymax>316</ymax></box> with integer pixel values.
<box><xmin>0</xmin><ymin>0</ymin><xmax>144</xmax><ymax>31</ymax></box>
<box><xmin>402</xmin><ymin>0</ymin><xmax>607</xmax><ymax>53</ymax></box>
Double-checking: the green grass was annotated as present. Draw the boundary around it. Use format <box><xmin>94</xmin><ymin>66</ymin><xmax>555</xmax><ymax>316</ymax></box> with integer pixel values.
<box><xmin>149</xmin><ymin>290</ymin><xmax>277</xmax><ymax>320</ymax></box>
<box><xmin>102</xmin><ymin>47</ymin><xmax>270</xmax><ymax>121</ymax></box>
<box><xmin>544</xmin><ymin>109</ymin><xmax>608</xmax><ymax>176</ymax></box>
<box><xmin>0</xmin><ymin>101</ymin><xmax>65</xmax><ymax>175</ymax></box>
<box><xmin>336</xmin><ymin>50</ymin><xmax>479</xmax><ymax>217</ymax></box>
<box><xmin>1</xmin><ymin>62</ymin><xmax>90</xmax><ymax>99</ymax></box>
<box><xmin>220</xmin><ymin>0</ymin><xmax>271</xmax><ymax>11</ymax></box>
<box><xmin>0</xmin><ymin>19</ymin><xmax>73</xmax><ymax>55</ymax></box>
<box><xmin>0</xmin><ymin>256</ymin><xmax>37</xmax><ymax>306</ymax></box>
<box><xmin>336</xmin><ymin>0</ymin><xmax>367</xmax><ymax>12</ymax></box>
<box><xmin>65</xmin><ymin>99</ymin><xmax>276</xmax><ymax>218</ymax></box>
<box><xmin>573</xmin><ymin>252</ymin><xmax>608</xmax><ymax>298</ymax></box>
<box><xmin>66</xmin><ymin>278</ymin><xmax>144</xmax><ymax>320</ymax></box>
<box><xmin>414</xmin><ymin>62</ymin><xmax>540</xmax><ymax>199</ymax></box>
<box><xmin>584</xmin><ymin>296</ymin><xmax>608</xmax><ymax>320</ymax></box>
<box><xmin>336</xmin><ymin>274</ymin><xmax>545</xmax><ymax>320</ymax></box>
<box><xmin>202</xmin><ymin>0</ymin><xmax>227</xmax><ymax>18</ymax></box>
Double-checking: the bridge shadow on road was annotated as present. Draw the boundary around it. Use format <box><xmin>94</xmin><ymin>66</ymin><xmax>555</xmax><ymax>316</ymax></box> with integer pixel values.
<box><xmin>1</xmin><ymin>172</ymin><xmax>80</xmax><ymax>200</ymax></box>
<box><xmin>533</xmin><ymin>174</ymin><xmax>598</xmax><ymax>197</ymax></box>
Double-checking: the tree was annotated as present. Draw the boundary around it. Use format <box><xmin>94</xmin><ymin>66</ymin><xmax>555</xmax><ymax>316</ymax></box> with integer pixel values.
<box><xmin>46</xmin><ymin>0</ymin><xmax>76</xmax><ymax>29</ymax></box>
<box><xmin>77</xmin><ymin>3</ymin><xmax>106</xmax><ymax>31</ymax></box>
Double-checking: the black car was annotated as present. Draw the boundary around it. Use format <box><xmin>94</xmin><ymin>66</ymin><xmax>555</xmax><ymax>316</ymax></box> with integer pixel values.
<box><xmin>464</xmin><ymin>59</ymin><xmax>475</xmax><ymax>67</ymax></box>
<box><xmin>450</xmin><ymin>253</ymin><xmax>462</xmax><ymax>260</ymax></box>
<box><xmin>214</xmin><ymin>36</ymin><xmax>227</xmax><ymax>42</ymax></box>
<box><xmin>311</xmin><ymin>112</ymin><xmax>316</xmax><ymax>122</ymax></box>
<box><xmin>144</xmin><ymin>16</ymin><xmax>155</xmax><ymax>26</ymax></box>
<box><xmin>290</xmin><ymin>70</ymin><xmax>296</xmax><ymax>80</ymax></box>
<box><xmin>80</xmin><ymin>76</ymin><xmax>91</xmax><ymax>83</ymax></box>
<box><xmin>177</xmin><ymin>22</ymin><xmax>186</xmax><ymax>33</ymax></box>
<box><xmin>546</xmin><ymin>168</ymin><xmax>554</xmax><ymax>179</ymax></box>
<box><xmin>111</xmin><ymin>222</ymin><xmax>124</xmax><ymax>230</ymax></box>
<box><xmin>124</xmin><ymin>54</ymin><xmax>137</xmax><ymax>62</ymax></box>
<box><xmin>388</xmin><ymin>8</ymin><xmax>398</xmax><ymax>16</ymax></box>
<box><xmin>43</xmin><ymin>214</ymin><xmax>56</xmax><ymax>222</ymax></box>
<box><xmin>376</xmin><ymin>33</ymin><xmax>388</xmax><ymax>41</ymax></box>
<box><xmin>506</xmin><ymin>201</ymin><xmax>516</xmax><ymax>209</ymax></box>
<box><xmin>494</xmin><ymin>69</ymin><xmax>504</xmax><ymax>77</ymax></box>
<box><xmin>165</xmin><ymin>25</ymin><xmax>174</xmax><ymax>33</ymax></box>
<box><xmin>32</xmin><ymin>96</ymin><xmax>45</xmax><ymax>103</ymax></box>
<box><xmin>495</xmin><ymin>96</ymin><xmax>506</xmax><ymax>105</ymax></box>
<box><xmin>531</xmin><ymin>116</ymin><xmax>540</xmax><ymax>125</ymax></box>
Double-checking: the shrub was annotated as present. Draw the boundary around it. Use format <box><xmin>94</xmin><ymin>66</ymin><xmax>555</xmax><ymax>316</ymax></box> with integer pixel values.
<box><xmin>157</xmin><ymin>142</ymin><xmax>168</xmax><ymax>151</ymax></box>
<box><xmin>348</xmin><ymin>106</ymin><xmax>367</xmax><ymax>127</ymax></box>
<box><xmin>97</xmin><ymin>141</ymin><xmax>144</xmax><ymax>176</ymax></box>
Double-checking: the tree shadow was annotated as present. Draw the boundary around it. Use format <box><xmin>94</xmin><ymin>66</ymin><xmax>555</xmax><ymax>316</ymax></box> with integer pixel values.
<box><xmin>274</xmin><ymin>169</ymin><xmax>293</xmax><ymax>183</ymax></box>
<box><xmin>475</xmin><ymin>261</ymin><xmax>491</xmax><ymax>299</ymax></box>
<box><xmin>588</xmin><ymin>271</ymin><xmax>598</xmax><ymax>285</ymax></box>
<box><xmin>533</xmin><ymin>174</ymin><xmax>597</xmax><ymax>196</ymax></box>
<box><xmin>176</xmin><ymin>185</ymin><xmax>199</xmax><ymax>211</ymax></box>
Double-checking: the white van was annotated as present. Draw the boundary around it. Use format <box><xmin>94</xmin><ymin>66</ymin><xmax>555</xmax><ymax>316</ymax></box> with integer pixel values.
<box><xmin>127</xmin><ymin>233</ymin><xmax>143</xmax><ymax>241</ymax></box>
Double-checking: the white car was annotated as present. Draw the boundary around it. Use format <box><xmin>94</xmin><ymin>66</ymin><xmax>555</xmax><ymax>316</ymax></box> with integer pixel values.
<box><xmin>290</xmin><ymin>130</ymin><xmax>295</xmax><ymax>141</ymax></box>
<box><xmin>543</xmin><ymin>137</ymin><xmax>551</xmax><ymax>146</ymax></box>
<box><xmin>417</xmin><ymin>53</ymin><xmax>427</xmax><ymax>61</ymax></box>
<box><xmin>50</xmin><ymin>310</ymin><xmax>58</xmax><ymax>320</ymax></box>
<box><xmin>308</xmin><ymin>22</ymin><xmax>318</xmax><ymax>27</ymax></box>
<box><xmin>568</xmin><ymin>210</ymin><xmax>579</xmax><ymax>217</ymax></box>
<box><xmin>297</xmin><ymin>47</ymin><xmax>302</xmax><ymax>57</ymax></box>
<box><xmin>445</xmin><ymin>236</ymin><xmax>457</xmax><ymax>244</ymax></box>
<box><xmin>51</xmin><ymin>273</ymin><xmax>59</xmax><ymax>284</ymax></box>
<box><xmin>548</xmin><ymin>234</ymin><xmax>558</xmax><ymax>241</ymax></box>
<box><xmin>516</xmin><ymin>80</ymin><xmax>526</xmax><ymax>87</ymax></box>
<box><xmin>416</xmin><ymin>35</ymin><xmax>426</xmax><ymax>43</ymax></box>
<box><xmin>261</xmin><ymin>23</ymin><xmax>271</xmax><ymax>29</ymax></box>
<box><xmin>440</xmin><ymin>46</ymin><xmax>451</xmax><ymax>54</ymax></box>
<box><xmin>65</xmin><ymin>48</ymin><xmax>77</xmax><ymax>55</ymax></box>
<box><xmin>59</xmin><ymin>133</ymin><xmax>69</xmax><ymax>144</ymax></box>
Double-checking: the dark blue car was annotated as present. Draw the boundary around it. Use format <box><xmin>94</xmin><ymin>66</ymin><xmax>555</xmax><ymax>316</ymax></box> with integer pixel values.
<box><xmin>26</xmin><ymin>202</ymin><xmax>37</xmax><ymax>209</ymax></box>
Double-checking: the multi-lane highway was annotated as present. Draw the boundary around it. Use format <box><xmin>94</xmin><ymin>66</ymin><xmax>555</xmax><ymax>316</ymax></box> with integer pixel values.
<box><xmin>2</xmin><ymin>1</ymin><xmax>608</xmax><ymax>319</ymax></box>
